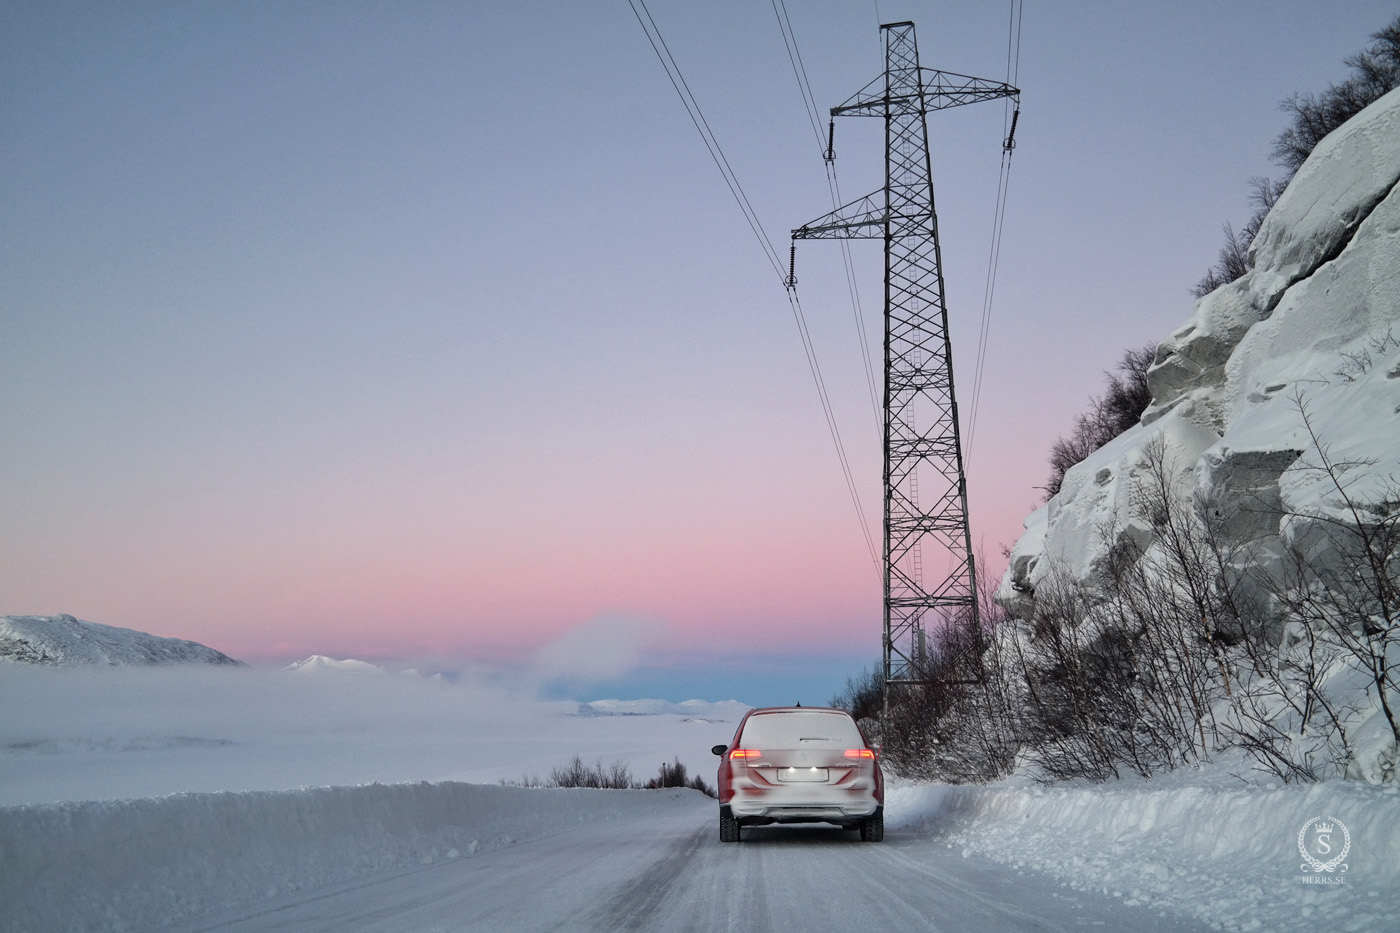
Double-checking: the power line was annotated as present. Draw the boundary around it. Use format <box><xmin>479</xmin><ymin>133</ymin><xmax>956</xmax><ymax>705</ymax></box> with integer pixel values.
<box><xmin>771</xmin><ymin>0</ymin><xmax>824</xmax><ymax>152</ymax></box>
<box><xmin>771</xmin><ymin>0</ymin><xmax>882</xmax><ymax>436</ymax></box>
<box><xmin>967</xmin><ymin>146</ymin><xmax>1015</xmax><ymax>458</ymax></box>
<box><xmin>626</xmin><ymin>0</ymin><xmax>784</xmax><ymax>279</ymax></box>
<box><xmin>785</xmin><ymin>289</ymin><xmax>881</xmax><ymax>570</ymax></box>
<box><xmin>966</xmin><ymin>0</ymin><xmax>1024</xmax><ymax>461</ymax></box>
<box><xmin>627</xmin><ymin>0</ymin><xmax>880</xmax><ymax>573</ymax></box>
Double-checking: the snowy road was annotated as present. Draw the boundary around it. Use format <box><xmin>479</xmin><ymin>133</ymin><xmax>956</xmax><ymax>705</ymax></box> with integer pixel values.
<box><xmin>176</xmin><ymin>794</ymin><xmax>1209</xmax><ymax>933</ymax></box>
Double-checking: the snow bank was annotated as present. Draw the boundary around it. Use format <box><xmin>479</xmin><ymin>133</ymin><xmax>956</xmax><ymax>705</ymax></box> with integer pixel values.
<box><xmin>888</xmin><ymin>773</ymin><xmax>1400</xmax><ymax>933</ymax></box>
<box><xmin>0</xmin><ymin>781</ymin><xmax>705</xmax><ymax>933</ymax></box>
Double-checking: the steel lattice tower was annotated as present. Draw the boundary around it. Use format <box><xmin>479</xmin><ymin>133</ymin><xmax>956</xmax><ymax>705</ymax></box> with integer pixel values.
<box><xmin>792</xmin><ymin>22</ymin><xmax>1017</xmax><ymax>705</ymax></box>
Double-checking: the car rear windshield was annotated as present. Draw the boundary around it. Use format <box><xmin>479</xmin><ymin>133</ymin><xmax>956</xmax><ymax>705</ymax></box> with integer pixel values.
<box><xmin>738</xmin><ymin>710</ymin><xmax>864</xmax><ymax>749</ymax></box>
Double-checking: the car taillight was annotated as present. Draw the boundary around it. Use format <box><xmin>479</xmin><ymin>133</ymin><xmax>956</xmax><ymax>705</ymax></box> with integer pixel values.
<box><xmin>844</xmin><ymin>749</ymin><xmax>875</xmax><ymax>759</ymax></box>
<box><xmin>730</xmin><ymin>748</ymin><xmax>762</xmax><ymax>760</ymax></box>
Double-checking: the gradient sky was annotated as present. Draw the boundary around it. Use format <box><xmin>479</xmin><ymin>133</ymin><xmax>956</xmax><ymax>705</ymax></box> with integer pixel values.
<box><xmin>3</xmin><ymin>1</ymin><xmax>1396</xmax><ymax>701</ymax></box>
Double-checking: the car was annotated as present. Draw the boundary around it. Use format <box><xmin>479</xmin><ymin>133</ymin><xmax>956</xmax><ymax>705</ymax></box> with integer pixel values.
<box><xmin>710</xmin><ymin>706</ymin><xmax>883</xmax><ymax>843</ymax></box>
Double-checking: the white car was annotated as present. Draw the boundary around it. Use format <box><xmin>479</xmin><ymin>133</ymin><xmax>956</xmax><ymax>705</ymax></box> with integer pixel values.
<box><xmin>711</xmin><ymin>706</ymin><xmax>884</xmax><ymax>842</ymax></box>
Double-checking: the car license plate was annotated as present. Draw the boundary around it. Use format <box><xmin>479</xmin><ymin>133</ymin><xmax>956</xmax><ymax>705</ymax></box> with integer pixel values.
<box><xmin>776</xmin><ymin>767</ymin><xmax>829</xmax><ymax>782</ymax></box>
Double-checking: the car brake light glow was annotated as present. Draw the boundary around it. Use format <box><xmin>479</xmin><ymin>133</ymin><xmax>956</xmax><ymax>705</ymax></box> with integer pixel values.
<box><xmin>730</xmin><ymin>748</ymin><xmax>762</xmax><ymax>759</ymax></box>
<box><xmin>844</xmin><ymin>749</ymin><xmax>875</xmax><ymax>759</ymax></box>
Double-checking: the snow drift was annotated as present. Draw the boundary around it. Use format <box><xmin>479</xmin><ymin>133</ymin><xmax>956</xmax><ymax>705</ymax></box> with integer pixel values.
<box><xmin>889</xmin><ymin>773</ymin><xmax>1400</xmax><ymax>933</ymax></box>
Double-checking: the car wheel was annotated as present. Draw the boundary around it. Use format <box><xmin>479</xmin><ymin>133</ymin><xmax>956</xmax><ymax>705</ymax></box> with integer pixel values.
<box><xmin>719</xmin><ymin>808</ymin><xmax>740</xmax><ymax>843</ymax></box>
<box><xmin>859</xmin><ymin>808</ymin><xmax>883</xmax><ymax>842</ymax></box>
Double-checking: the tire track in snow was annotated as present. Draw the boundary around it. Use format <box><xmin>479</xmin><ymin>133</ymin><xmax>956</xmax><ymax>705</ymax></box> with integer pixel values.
<box><xmin>590</xmin><ymin>827</ymin><xmax>708</xmax><ymax>930</ymax></box>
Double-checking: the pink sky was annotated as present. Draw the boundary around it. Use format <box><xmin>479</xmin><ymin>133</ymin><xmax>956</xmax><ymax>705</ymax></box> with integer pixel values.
<box><xmin>4</xmin><ymin>1</ymin><xmax>1395</xmax><ymax>678</ymax></box>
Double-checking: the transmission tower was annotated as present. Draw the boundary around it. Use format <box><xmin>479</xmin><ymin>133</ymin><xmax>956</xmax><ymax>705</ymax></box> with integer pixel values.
<box><xmin>791</xmin><ymin>22</ymin><xmax>1018</xmax><ymax>710</ymax></box>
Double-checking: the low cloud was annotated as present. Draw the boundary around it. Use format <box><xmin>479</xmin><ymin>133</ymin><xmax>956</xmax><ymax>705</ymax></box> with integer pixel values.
<box><xmin>530</xmin><ymin>613</ymin><xmax>666</xmax><ymax>688</ymax></box>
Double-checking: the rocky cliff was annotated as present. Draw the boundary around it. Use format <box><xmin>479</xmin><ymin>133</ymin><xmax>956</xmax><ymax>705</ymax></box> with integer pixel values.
<box><xmin>988</xmin><ymin>88</ymin><xmax>1399</xmax><ymax>782</ymax></box>
<box><xmin>998</xmin><ymin>86</ymin><xmax>1400</xmax><ymax>617</ymax></box>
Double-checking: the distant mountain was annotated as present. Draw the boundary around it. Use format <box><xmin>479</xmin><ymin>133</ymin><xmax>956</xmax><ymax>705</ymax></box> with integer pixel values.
<box><xmin>577</xmin><ymin>698</ymin><xmax>750</xmax><ymax>719</ymax></box>
<box><xmin>284</xmin><ymin>655</ymin><xmax>384</xmax><ymax>675</ymax></box>
<box><xmin>0</xmin><ymin>614</ymin><xmax>242</xmax><ymax>667</ymax></box>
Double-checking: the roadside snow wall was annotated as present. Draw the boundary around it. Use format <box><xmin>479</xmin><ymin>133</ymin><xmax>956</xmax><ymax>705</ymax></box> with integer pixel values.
<box><xmin>890</xmin><ymin>776</ymin><xmax>1400</xmax><ymax>933</ymax></box>
<box><xmin>0</xmin><ymin>782</ymin><xmax>702</xmax><ymax>933</ymax></box>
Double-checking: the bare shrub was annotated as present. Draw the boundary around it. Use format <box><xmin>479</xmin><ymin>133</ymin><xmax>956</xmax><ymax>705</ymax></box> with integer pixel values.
<box><xmin>878</xmin><ymin>560</ymin><xmax>1020</xmax><ymax>784</ymax></box>
<box><xmin>547</xmin><ymin>755</ymin><xmax>636</xmax><ymax>790</ymax></box>
<box><xmin>830</xmin><ymin>662</ymin><xmax>883</xmax><ymax>724</ymax></box>
<box><xmin>1010</xmin><ymin>567</ymin><xmax>1134</xmax><ymax>781</ymax></box>
<box><xmin>1015</xmin><ymin>441</ymin><xmax>1252</xmax><ymax>780</ymax></box>
<box><xmin>1005</xmin><ymin>398</ymin><xmax>1396</xmax><ymax>784</ymax></box>
<box><xmin>1045</xmin><ymin>345</ymin><xmax>1156</xmax><ymax>498</ymax></box>
<box><xmin>1271</xmin><ymin>397</ymin><xmax>1400</xmax><ymax>772</ymax></box>
<box><xmin>1194</xmin><ymin>15</ymin><xmax>1399</xmax><ymax>298</ymax></box>
<box><xmin>643</xmin><ymin>757</ymin><xmax>716</xmax><ymax>797</ymax></box>
<box><xmin>1273</xmin><ymin>17</ymin><xmax>1400</xmax><ymax>175</ymax></box>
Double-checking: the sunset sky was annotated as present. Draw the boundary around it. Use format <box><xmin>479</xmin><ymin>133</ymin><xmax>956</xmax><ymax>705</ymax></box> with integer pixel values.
<box><xmin>3</xmin><ymin>0</ymin><xmax>1395</xmax><ymax>703</ymax></box>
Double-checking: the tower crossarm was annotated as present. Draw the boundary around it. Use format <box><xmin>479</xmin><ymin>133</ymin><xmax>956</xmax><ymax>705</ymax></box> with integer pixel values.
<box><xmin>832</xmin><ymin>69</ymin><xmax>1018</xmax><ymax>118</ymax></box>
<box><xmin>790</xmin><ymin>191</ymin><xmax>886</xmax><ymax>240</ymax></box>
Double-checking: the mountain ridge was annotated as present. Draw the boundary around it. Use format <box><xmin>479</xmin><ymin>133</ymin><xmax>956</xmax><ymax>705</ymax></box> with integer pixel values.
<box><xmin>0</xmin><ymin>614</ymin><xmax>241</xmax><ymax>667</ymax></box>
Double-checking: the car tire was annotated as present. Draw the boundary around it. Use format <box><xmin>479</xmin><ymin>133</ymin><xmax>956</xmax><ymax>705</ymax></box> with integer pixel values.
<box><xmin>719</xmin><ymin>808</ymin><xmax>740</xmax><ymax>843</ymax></box>
<box><xmin>859</xmin><ymin>808</ymin><xmax>883</xmax><ymax>842</ymax></box>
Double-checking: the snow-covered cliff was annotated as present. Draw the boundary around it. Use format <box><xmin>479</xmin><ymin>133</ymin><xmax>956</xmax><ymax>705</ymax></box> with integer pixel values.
<box><xmin>998</xmin><ymin>87</ymin><xmax>1400</xmax><ymax>616</ymax></box>
<box><xmin>0</xmin><ymin>614</ymin><xmax>241</xmax><ymax>666</ymax></box>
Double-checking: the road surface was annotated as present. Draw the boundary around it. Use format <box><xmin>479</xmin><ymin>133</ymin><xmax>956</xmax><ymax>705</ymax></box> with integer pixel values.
<box><xmin>178</xmin><ymin>794</ymin><xmax>1210</xmax><ymax>932</ymax></box>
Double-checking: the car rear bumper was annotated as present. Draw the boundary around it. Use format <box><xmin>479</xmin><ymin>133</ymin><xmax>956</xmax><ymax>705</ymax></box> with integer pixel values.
<box><xmin>724</xmin><ymin>767</ymin><xmax>880</xmax><ymax>821</ymax></box>
<box><xmin>725</xmin><ymin>797</ymin><xmax>880</xmax><ymax>824</ymax></box>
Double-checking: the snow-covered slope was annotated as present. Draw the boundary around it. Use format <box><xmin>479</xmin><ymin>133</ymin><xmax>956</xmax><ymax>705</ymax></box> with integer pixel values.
<box><xmin>0</xmin><ymin>614</ymin><xmax>240</xmax><ymax>667</ymax></box>
<box><xmin>998</xmin><ymin>87</ymin><xmax>1400</xmax><ymax>633</ymax></box>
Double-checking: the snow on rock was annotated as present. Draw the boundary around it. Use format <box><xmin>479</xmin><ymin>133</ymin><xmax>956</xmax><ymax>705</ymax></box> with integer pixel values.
<box><xmin>888</xmin><ymin>773</ymin><xmax>1400</xmax><ymax>933</ymax></box>
<box><xmin>0</xmin><ymin>781</ymin><xmax>708</xmax><ymax>933</ymax></box>
<box><xmin>1248</xmin><ymin>86</ymin><xmax>1400</xmax><ymax>310</ymax></box>
<box><xmin>0</xmin><ymin>615</ymin><xmax>240</xmax><ymax>667</ymax></box>
<box><xmin>997</xmin><ymin>87</ymin><xmax>1400</xmax><ymax>618</ymax></box>
<box><xmin>1142</xmin><ymin>87</ymin><xmax>1400</xmax><ymax>419</ymax></box>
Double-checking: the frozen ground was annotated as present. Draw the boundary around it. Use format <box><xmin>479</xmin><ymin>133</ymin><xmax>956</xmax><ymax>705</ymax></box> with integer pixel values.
<box><xmin>2</xmin><ymin>664</ymin><xmax>1397</xmax><ymax>932</ymax></box>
